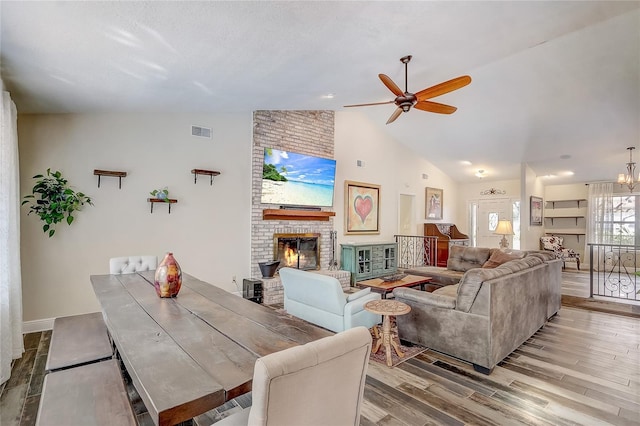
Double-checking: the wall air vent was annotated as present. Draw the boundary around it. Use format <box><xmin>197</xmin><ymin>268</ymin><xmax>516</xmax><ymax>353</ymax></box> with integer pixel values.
<box><xmin>191</xmin><ymin>125</ymin><xmax>212</xmax><ymax>138</ymax></box>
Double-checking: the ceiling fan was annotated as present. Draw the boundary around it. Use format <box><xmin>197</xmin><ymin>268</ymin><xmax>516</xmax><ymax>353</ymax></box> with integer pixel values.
<box><xmin>344</xmin><ymin>55</ymin><xmax>471</xmax><ymax>124</ymax></box>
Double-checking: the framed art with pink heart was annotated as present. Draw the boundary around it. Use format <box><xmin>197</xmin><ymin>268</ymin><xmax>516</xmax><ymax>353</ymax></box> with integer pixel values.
<box><xmin>344</xmin><ymin>180</ymin><xmax>380</xmax><ymax>235</ymax></box>
<box><xmin>425</xmin><ymin>187</ymin><xmax>443</xmax><ymax>220</ymax></box>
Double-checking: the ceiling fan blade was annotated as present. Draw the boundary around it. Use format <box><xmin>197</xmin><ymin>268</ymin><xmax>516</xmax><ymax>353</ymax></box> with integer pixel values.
<box><xmin>343</xmin><ymin>100</ymin><xmax>395</xmax><ymax>108</ymax></box>
<box><xmin>414</xmin><ymin>100</ymin><xmax>457</xmax><ymax>114</ymax></box>
<box><xmin>379</xmin><ymin>74</ymin><xmax>404</xmax><ymax>97</ymax></box>
<box><xmin>415</xmin><ymin>75</ymin><xmax>472</xmax><ymax>101</ymax></box>
<box><xmin>386</xmin><ymin>107</ymin><xmax>403</xmax><ymax>124</ymax></box>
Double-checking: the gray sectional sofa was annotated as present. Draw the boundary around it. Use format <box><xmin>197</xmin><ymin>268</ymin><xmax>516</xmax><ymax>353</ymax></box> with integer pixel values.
<box><xmin>393</xmin><ymin>246</ymin><xmax>562</xmax><ymax>374</ymax></box>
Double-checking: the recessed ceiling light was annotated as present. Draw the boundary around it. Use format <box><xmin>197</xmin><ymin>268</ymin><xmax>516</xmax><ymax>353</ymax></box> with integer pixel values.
<box><xmin>322</xmin><ymin>93</ymin><xmax>335</xmax><ymax>99</ymax></box>
<box><xmin>460</xmin><ymin>160</ymin><xmax>472</xmax><ymax>166</ymax></box>
<box><xmin>475</xmin><ymin>169</ymin><xmax>487</xmax><ymax>178</ymax></box>
<box><xmin>559</xmin><ymin>171</ymin><xmax>575</xmax><ymax>176</ymax></box>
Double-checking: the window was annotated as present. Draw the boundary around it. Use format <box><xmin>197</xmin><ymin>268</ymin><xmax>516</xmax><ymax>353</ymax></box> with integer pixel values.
<box><xmin>512</xmin><ymin>200</ymin><xmax>521</xmax><ymax>249</ymax></box>
<box><xmin>610</xmin><ymin>195</ymin><xmax>637</xmax><ymax>245</ymax></box>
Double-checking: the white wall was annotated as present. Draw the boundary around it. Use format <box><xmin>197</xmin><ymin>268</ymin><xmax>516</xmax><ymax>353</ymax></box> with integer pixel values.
<box><xmin>18</xmin><ymin>113</ymin><xmax>252</xmax><ymax>321</ymax></box>
<box><xmin>18</xmin><ymin>110</ymin><xmax>460</xmax><ymax>323</ymax></box>
<box><xmin>520</xmin><ymin>163</ymin><xmax>546</xmax><ymax>250</ymax></box>
<box><xmin>544</xmin><ymin>183</ymin><xmax>588</xmax><ymax>201</ymax></box>
<box><xmin>455</xmin><ymin>178</ymin><xmax>521</xmax><ymax>235</ymax></box>
<box><xmin>334</xmin><ymin>110</ymin><xmax>457</xmax><ymax>247</ymax></box>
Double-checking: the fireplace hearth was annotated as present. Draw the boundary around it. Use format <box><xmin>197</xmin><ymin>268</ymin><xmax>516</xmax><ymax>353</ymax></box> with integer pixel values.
<box><xmin>274</xmin><ymin>233</ymin><xmax>320</xmax><ymax>271</ymax></box>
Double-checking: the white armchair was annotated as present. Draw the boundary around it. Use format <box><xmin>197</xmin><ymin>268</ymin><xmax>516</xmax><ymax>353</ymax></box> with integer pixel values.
<box><xmin>540</xmin><ymin>236</ymin><xmax>580</xmax><ymax>270</ymax></box>
<box><xmin>214</xmin><ymin>327</ymin><xmax>372</xmax><ymax>426</ymax></box>
<box><xmin>278</xmin><ymin>267</ymin><xmax>381</xmax><ymax>333</ymax></box>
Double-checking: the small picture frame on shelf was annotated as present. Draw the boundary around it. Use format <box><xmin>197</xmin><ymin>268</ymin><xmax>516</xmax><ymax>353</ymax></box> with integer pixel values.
<box><xmin>530</xmin><ymin>196</ymin><xmax>543</xmax><ymax>226</ymax></box>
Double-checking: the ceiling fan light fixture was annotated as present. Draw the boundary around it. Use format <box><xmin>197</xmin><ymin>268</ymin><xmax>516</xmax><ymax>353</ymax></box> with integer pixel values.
<box><xmin>343</xmin><ymin>55</ymin><xmax>471</xmax><ymax>124</ymax></box>
<box><xmin>475</xmin><ymin>169</ymin><xmax>487</xmax><ymax>178</ymax></box>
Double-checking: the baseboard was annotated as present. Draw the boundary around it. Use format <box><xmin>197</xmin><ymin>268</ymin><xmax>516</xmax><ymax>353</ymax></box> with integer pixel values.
<box><xmin>23</xmin><ymin>318</ymin><xmax>54</xmax><ymax>333</ymax></box>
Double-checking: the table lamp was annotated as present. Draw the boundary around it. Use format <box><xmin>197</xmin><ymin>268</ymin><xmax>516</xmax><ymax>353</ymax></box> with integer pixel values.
<box><xmin>494</xmin><ymin>219</ymin><xmax>514</xmax><ymax>249</ymax></box>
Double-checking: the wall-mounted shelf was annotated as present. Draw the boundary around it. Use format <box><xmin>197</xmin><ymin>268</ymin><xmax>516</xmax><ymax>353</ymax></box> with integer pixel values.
<box><xmin>94</xmin><ymin>170</ymin><xmax>127</xmax><ymax>189</ymax></box>
<box><xmin>545</xmin><ymin>216</ymin><xmax>583</xmax><ymax>225</ymax></box>
<box><xmin>262</xmin><ymin>209</ymin><xmax>335</xmax><ymax>221</ymax></box>
<box><xmin>547</xmin><ymin>199</ymin><xmax>587</xmax><ymax>208</ymax></box>
<box><xmin>191</xmin><ymin>169</ymin><xmax>220</xmax><ymax>185</ymax></box>
<box><xmin>546</xmin><ymin>232</ymin><xmax>585</xmax><ymax>242</ymax></box>
<box><xmin>148</xmin><ymin>198</ymin><xmax>178</xmax><ymax>214</ymax></box>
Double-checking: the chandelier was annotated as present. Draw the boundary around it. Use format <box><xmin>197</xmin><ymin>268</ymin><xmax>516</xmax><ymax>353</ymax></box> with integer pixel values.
<box><xmin>618</xmin><ymin>147</ymin><xmax>639</xmax><ymax>192</ymax></box>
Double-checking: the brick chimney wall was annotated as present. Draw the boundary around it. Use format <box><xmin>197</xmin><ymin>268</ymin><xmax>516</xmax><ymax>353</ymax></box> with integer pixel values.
<box><xmin>251</xmin><ymin>111</ymin><xmax>336</xmax><ymax>279</ymax></box>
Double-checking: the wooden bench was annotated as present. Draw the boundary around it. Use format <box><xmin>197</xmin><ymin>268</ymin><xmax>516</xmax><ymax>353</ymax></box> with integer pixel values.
<box><xmin>45</xmin><ymin>312</ymin><xmax>113</xmax><ymax>372</ymax></box>
<box><xmin>36</xmin><ymin>359</ymin><xmax>136</xmax><ymax>426</ymax></box>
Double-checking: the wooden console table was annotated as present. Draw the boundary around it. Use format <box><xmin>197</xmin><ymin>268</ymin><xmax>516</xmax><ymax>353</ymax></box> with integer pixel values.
<box><xmin>91</xmin><ymin>271</ymin><xmax>331</xmax><ymax>425</ymax></box>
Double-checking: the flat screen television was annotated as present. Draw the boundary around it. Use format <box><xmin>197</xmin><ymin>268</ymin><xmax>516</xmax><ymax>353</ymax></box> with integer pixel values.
<box><xmin>261</xmin><ymin>148</ymin><xmax>337</xmax><ymax>207</ymax></box>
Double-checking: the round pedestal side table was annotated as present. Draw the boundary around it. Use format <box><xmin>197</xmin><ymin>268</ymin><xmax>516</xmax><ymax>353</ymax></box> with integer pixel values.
<box><xmin>364</xmin><ymin>299</ymin><xmax>411</xmax><ymax>367</ymax></box>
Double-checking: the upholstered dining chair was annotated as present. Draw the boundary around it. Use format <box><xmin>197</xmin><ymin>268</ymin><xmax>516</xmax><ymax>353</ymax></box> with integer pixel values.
<box><xmin>540</xmin><ymin>236</ymin><xmax>580</xmax><ymax>270</ymax></box>
<box><xmin>45</xmin><ymin>255</ymin><xmax>157</xmax><ymax>372</ymax></box>
<box><xmin>109</xmin><ymin>255</ymin><xmax>158</xmax><ymax>274</ymax></box>
<box><xmin>213</xmin><ymin>326</ymin><xmax>372</xmax><ymax>426</ymax></box>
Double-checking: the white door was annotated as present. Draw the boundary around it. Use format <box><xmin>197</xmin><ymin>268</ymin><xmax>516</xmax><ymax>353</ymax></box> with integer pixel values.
<box><xmin>398</xmin><ymin>194</ymin><xmax>415</xmax><ymax>235</ymax></box>
<box><xmin>477</xmin><ymin>198</ymin><xmax>511</xmax><ymax>248</ymax></box>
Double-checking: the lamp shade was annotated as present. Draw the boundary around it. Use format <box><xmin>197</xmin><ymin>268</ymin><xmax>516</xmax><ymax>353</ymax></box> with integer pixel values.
<box><xmin>494</xmin><ymin>219</ymin><xmax>514</xmax><ymax>235</ymax></box>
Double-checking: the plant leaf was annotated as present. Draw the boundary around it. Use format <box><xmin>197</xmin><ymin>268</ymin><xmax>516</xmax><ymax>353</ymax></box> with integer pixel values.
<box><xmin>48</xmin><ymin>229</ymin><xmax>55</xmax><ymax>237</ymax></box>
<box><xmin>67</xmin><ymin>215</ymin><xmax>74</xmax><ymax>225</ymax></box>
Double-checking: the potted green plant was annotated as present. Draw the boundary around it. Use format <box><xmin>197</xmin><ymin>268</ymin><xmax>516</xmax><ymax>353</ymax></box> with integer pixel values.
<box><xmin>150</xmin><ymin>187</ymin><xmax>169</xmax><ymax>201</ymax></box>
<box><xmin>22</xmin><ymin>169</ymin><xmax>93</xmax><ymax>237</ymax></box>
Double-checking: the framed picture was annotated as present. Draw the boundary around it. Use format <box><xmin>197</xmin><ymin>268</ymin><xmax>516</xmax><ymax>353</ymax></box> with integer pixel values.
<box><xmin>530</xmin><ymin>196</ymin><xmax>543</xmax><ymax>226</ymax></box>
<box><xmin>345</xmin><ymin>180</ymin><xmax>380</xmax><ymax>235</ymax></box>
<box><xmin>425</xmin><ymin>187</ymin><xmax>443</xmax><ymax>220</ymax></box>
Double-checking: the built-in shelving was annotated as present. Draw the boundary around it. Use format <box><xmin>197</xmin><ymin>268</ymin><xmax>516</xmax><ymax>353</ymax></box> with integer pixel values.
<box><xmin>191</xmin><ymin>169</ymin><xmax>220</xmax><ymax>185</ymax></box>
<box><xmin>262</xmin><ymin>209</ymin><xmax>335</xmax><ymax>221</ymax></box>
<box><xmin>544</xmin><ymin>199</ymin><xmax>587</xmax><ymax>243</ymax></box>
<box><xmin>148</xmin><ymin>198</ymin><xmax>178</xmax><ymax>214</ymax></box>
<box><xmin>93</xmin><ymin>169</ymin><xmax>127</xmax><ymax>189</ymax></box>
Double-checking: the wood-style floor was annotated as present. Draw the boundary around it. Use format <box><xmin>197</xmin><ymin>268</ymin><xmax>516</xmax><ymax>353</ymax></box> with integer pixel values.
<box><xmin>2</xmin><ymin>271</ymin><xmax>639</xmax><ymax>426</ymax></box>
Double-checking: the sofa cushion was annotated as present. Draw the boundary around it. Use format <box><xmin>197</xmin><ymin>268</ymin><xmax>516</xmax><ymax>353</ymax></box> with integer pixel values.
<box><xmin>525</xmin><ymin>250</ymin><xmax>557</xmax><ymax>262</ymax></box>
<box><xmin>433</xmin><ymin>283</ymin><xmax>458</xmax><ymax>298</ymax></box>
<box><xmin>496</xmin><ymin>255</ymin><xmax>543</xmax><ymax>273</ymax></box>
<box><xmin>402</xmin><ymin>266</ymin><xmax>464</xmax><ymax>286</ymax></box>
<box><xmin>482</xmin><ymin>250</ymin><xmax>523</xmax><ymax>268</ymax></box>
<box><xmin>457</xmin><ymin>267</ymin><xmax>512</xmax><ymax>312</ymax></box>
<box><xmin>456</xmin><ymin>257</ymin><xmax>542</xmax><ymax>312</ymax></box>
<box><xmin>447</xmin><ymin>246</ymin><xmax>492</xmax><ymax>272</ymax></box>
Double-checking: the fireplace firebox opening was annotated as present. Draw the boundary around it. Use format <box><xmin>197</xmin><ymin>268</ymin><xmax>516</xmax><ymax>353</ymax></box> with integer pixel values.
<box><xmin>273</xmin><ymin>233</ymin><xmax>321</xmax><ymax>271</ymax></box>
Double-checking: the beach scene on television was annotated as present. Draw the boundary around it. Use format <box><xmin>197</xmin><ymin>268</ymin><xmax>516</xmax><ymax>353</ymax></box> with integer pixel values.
<box><xmin>261</xmin><ymin>148</ymin><xmax>336</xmax><ymax>207</ymax></box>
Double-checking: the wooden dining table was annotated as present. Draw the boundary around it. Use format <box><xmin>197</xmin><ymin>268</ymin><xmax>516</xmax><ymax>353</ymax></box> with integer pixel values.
<box><xmin>90</xmin><ymin>271</ymin><xmax>332</xmax><ymax>426</ymax></box>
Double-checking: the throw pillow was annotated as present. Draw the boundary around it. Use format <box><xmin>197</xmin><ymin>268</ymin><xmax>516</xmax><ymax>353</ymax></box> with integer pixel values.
<box><xmin>482</xmin><ymin>250</ymin><xmax>522</xmax><ymax>269</ymax></box>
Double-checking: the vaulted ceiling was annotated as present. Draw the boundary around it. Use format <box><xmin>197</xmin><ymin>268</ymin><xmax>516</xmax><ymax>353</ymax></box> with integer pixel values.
<box><xmin>1</xmin><ymin>1</ymin><xmax>639</xmax><ymax>183</ymax></box>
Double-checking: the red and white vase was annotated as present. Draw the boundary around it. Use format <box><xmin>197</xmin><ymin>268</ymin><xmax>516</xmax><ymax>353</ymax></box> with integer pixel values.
<box><xmin>154</xmin><ymin>252</ymin><xmax>182</xmax><ymax>298</ymax></box>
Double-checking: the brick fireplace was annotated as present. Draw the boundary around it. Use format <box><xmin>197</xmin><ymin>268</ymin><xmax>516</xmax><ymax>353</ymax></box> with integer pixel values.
<box><xmin>251</xmin><ymin>111</ymin><xmax>343</xmax><ymax>304</ymax></box>
<box><xmin>273</xmin><ymin>233</ymin><xmax>321</xmax><ymax>271</ymax></box>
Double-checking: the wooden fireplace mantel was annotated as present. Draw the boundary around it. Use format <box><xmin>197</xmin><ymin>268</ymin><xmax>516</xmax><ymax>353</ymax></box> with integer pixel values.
<box><xmin>262</xmin><ymin>209</ymin><xmax>335</xmax><ymax>221</ymax></box>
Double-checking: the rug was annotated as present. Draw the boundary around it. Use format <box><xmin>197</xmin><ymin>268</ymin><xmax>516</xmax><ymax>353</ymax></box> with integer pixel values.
<box><xmin>273</xmin><ymin>308</ymin><xmax>426</xmax><ymax>367</ymax></box>
<box><xmin>368</xmin><ymin>337</ymin><xmax>427</xmax><ymax>368</ymax></box>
